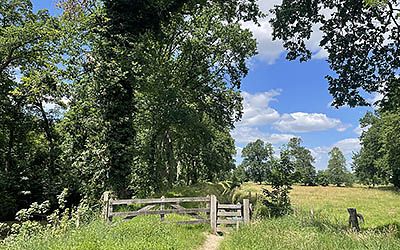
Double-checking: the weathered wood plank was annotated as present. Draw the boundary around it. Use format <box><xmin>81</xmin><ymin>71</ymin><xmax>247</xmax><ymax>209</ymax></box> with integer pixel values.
<box><xmin>111</xmin><ymin>208</ymin><xmax>209</xmax><ymax>217</ymax></box>
<box><xmin>210</xmin><ymin>195</ymin><xmax>217</xmax><ymax>235</ymax></box>
<box><xmin>218</xmin><ymin>219</ymin><xmax>243</xmax><ymax>225</ymax></box>
<box><xmin>243</xmin><ymin>199</ymin><xmax>250</xmax><ymax>224</ymax></box>
<box><xmin>218</xmin><ymin>204</ymin><xmax>242</xmax><ymax>209</ymax></box>
<box><xmin>170</xmin><ymin>204</ymin><xmax>206</xmax><ymax>220</ymax></box>
<box><xmin>111</xmin><ymin>197</ymin><xmax>210</xmax><ymax>205</ymax></box>
<box><xmin>218</xmin><ymin>211</ymin><xmax>241</xmax><ymax>217</ymax></box>
<box><xmin>123</xmin><ymin>205</ymin><xmax>157</xmax><ymax>221</ymax></box>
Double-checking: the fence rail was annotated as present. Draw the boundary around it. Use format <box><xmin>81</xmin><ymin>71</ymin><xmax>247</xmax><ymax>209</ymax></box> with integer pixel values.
<box><xmin>103</xmin><ymin>192</ymin><xmax>251</xmax><ymax>234</ymax></box>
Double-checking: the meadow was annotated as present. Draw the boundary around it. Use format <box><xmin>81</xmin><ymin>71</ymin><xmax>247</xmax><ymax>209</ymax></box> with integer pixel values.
<box><xmin>234</xmin><ymin>183</ymin><xmax>400</xmax><ymax>228</ymax></box>
<box><xmin>222</xmin><ymin>183</ymin><xmax>400</xmax><ymax>250</ymax></box>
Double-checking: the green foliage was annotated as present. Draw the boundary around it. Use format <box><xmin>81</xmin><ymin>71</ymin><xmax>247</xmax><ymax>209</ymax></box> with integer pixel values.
<box><xmin>353</xmin><ymin>112</ymin><xmax>388</xmax><ymax>186</ymax></box>
<box><xmin>0</xmin><ymin>0</ymin><xmax>261</xmax><ymax>219</ymax></box>
<box><xmin>260</xmin><ymin>150</ymin><xmax>294</xmax><ymax>218</ymax></box>
<box><xmin>1</xmin><ymin>189</ymin><xmax>94</xmax><ymax>242</ymax></box>
<box><xmin>240</xmin><ymin>139</ymin><xmax>274</xmax><ymax>184</ymax></box>
<box><xmin>286</xmin><ymin>138</ymin><xmax>316</xmax><ymax>185</ymax></box>
<box><xmin>379</xmin><ymin>112</ymin><xmax>400</xmax><ymax>188</ymax></box>
<box><xmin>271</xmin><ymin>0</ymin><xmax>400</xmax><ymax>110</ymax></box>
<box><xmin>326</xmin><ymin>147</ymin><xmax>350</xmax><ymax>186</ymax></box>
<box><xmin>316</xmin><ymin>170</ymin><xmax>330</xmax><ymax>186</ymax></box>
<box><xmin>353</xmin><ymin>111</ymin><xmax>400</xmax><ymax>188</ymax></box>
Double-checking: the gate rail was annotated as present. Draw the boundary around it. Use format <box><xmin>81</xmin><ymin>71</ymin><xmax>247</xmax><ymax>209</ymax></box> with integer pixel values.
<box><xmin>103</xmin><ymin>192</ymin><xmax>250</xmax><ymax>234</ymax></box>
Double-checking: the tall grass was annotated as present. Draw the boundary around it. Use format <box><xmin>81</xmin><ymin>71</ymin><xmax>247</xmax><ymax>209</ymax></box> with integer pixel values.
<box><xmin>234</xmin><ymin>183</ymin><xmax>400</xmax><ymax>228</ymax></box>
<box><xmin>220</xmin><ymin>214</ymin><xmax>400</xmax><ymax>250</ymax></box>
<box><xmin>0</xmin><ymin>216</ymin><xmax>207</xmax><ymax>250</ymax></box>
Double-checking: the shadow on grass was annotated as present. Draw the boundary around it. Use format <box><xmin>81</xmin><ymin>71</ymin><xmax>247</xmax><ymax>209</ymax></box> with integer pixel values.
<box><xmin>369</xmin><ymin>222</ymin><xmax>400</xmax><ymax>237</ymax></box>
<box><xmin>294</xmin><ymin>209</ymin><xmax>400</xmax><ymax>239</ymax></box>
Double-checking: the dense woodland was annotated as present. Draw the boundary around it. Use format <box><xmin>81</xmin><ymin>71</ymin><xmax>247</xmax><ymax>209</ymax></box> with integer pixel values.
<box><xmin>1</xmin><ymin>0</ymin><xmax>400</xmax><ymax>223</ymax></box>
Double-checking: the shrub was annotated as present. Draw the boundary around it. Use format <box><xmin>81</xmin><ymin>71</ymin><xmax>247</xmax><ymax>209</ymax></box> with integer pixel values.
<box><xmin>259</xmin><ymin>150</ymin><xmax>294</xmax><ymax>217</ymax></box>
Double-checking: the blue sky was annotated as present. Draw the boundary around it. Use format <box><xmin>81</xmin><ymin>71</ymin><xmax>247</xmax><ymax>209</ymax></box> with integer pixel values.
<box><xmin>33</xmin><ymin>0</ymin><xmax>373</xmax><ymax>170</ymax></box>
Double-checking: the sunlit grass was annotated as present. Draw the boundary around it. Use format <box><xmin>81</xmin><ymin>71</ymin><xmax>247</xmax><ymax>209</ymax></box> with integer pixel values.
<box><xmin>220</xmin><ymin>215</ymin><xmax>400</xmax><ymax>250</ymax></box>
<box><xmin>235</xmin><ymin>183</ymin><xmax>400</xmax><ymax>228</ymax></box>
<box><xmin>0</xmin><ymin>216</ymin><xmax>207</xmax><ymax>250</ymax></box>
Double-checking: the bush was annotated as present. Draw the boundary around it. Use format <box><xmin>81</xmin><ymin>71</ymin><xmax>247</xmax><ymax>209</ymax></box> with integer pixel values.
<box><xmin>259</xmin><ymin>151</ymin><xmax>294</xmax><ymax>218</ymax></box>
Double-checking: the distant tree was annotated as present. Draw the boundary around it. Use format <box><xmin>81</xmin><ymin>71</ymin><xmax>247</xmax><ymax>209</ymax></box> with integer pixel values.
<box><xmin>230</xmin><ymin>165</ymin><xmax>248</xmax><ymax>185</ymax></box>
<box><xmin>286</xmin><ymin>138</ymin><xmax>316</xmax><ymax>185</ymax></box>
<box><xmin>316</xmin><ymin>170</ymin><xmax>329</xmax><ymax>186</ymax></box>
<box><xmin>326</xmin><ymin>147</ymin><xmax>349</xmax><ymax>186</ymax></box>
<box><xmin>240</xmin><ymin>139</ymin><xmax>274</xmax><ymax>184</ymax></box>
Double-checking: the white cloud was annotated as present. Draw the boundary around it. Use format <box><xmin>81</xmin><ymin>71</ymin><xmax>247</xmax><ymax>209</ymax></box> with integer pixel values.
<box><xmin>238</xmin><ymin>91</ymin><xmax>346</xmax><ymax>133</ymax></box>
<box><xmin>242</xmin><ymin>0</ymin><xmax>327</xmax><ymax>64</ymax></box>
<box><xmin>232</xmin><ymin>126</ymin><xmax>295</xmax><ymax>145</ymax></box>
<box><xmin>334</xmin><ymin>138</ymin><xmax>361</xmax><ymax>155</ymax></box>
<box><xmin>354</xmin><ymin>125</ymin><xmax>370</xmax><ymax>136</ymax></box>
<box><xmin>312</xmin><ymin>138</ymin><xmax>361</xmax><ymax>170</ymax></box>
<box><xmin>238</xmin><ymin>90</ymin><xmax>281</xmax><ymax>126</ymax></box>
<box><xmin>274</xmin><ymin>112</ymin><xmax>347</xmax><ymax>133</ymax></box>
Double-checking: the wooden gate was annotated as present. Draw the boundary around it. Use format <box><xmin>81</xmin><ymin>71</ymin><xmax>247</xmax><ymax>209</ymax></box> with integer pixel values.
<box><xmin>103</xmin><ymin>192</ymin><xmax>250</xmax><ymax>234</ymax></box>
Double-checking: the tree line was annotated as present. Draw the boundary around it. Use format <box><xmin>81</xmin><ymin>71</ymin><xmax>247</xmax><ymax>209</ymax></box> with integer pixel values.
<box><xmin>232</xmin><ymin>138</ymin><xmax>353</xmax><ymax>187</ymax></box>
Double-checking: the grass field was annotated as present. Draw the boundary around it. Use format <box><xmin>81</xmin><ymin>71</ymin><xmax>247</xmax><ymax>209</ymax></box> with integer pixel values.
<box><xmin>219</xmin><ymin>215</ymin><xmax>400</xmax><ymax>250</ymax></box>
<box><xmin>234</xmin><ymin>183</ymin><xmax>400</xmax><ymax>228</ymax></box>
<box><xmin>0</xmin><ymin>216</ymin><xmax>207</xmax><ymax>250</ymax></box>
<box><xmin>222</xmin><ymin>183</ymin><xmax>400</xmax><ymax>250</ymax></box>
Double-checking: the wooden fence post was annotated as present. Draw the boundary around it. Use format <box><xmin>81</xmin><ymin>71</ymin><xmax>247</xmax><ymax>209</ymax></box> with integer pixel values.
<box><xmin>103</xmin><ymin>191</ymin><xmax>111</xmax><ymax>223</ymax></box>
<box><xmin>160</xmin><ymin>196</ymin><xmax>165</xmax><ymax>221</ymax></box>
<box><xmin>243</xmin><ymin>199</ymin><xmax>250</xmax><ymax>224</ymax></box>
<box><xmin>347</xmin><ymin>208</ymin><xmax>360</xmax><ymax>232</ymax></box>
<box><xmin>210</xmin><ymin>195</ymin><xmax>217</xmax><ymax>234</ymax></box>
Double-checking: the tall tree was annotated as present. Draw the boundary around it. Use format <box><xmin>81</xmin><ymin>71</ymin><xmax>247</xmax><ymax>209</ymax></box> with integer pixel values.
<box><xmin>379</xmin><ymin>112</ymin><xmax>400</xmax><ymax>188</ymax></box>
<box><xmin>0</xmin><ymin>0</ymin><xmax>67</xmax><ymax>219</ymax></box>
<box><xmin>326</xmin><ymin>147</ymin><xmax>348</xmax><ymax>186</ymax></box>
<box><xmin>59</xmin><ymin>0</ymin><xmax>261</xmax><ymax>198</ymax></box>
<box><xmin>352</xmin><ymin>112</ymin><xmax>388</xmax><ymax>186</ymax></box>
<box><xmin>240</xmin><ymin>139</ymin><xmax>274</xmax><ymax>184</ymax></box>
<box><xmin>286</xmin><ymin>137</ymin><xmax>316</xmax><ymax>185</ymax></box>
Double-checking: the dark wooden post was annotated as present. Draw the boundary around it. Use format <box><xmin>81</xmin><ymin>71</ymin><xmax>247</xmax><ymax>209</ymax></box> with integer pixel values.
<box><xmin>160</xmin><ymin>196</ymin><xmax>165</xmax><ymax>221</ymax></box>
<box><xmin>347</xmin><ymin>208</ymin><xmax>360</xmax><ymax>232</ymax></box>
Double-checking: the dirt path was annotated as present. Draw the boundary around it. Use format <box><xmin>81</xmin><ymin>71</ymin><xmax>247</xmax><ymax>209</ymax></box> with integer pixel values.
<box><xmin>198</xmin><ymin>233</ymin><xmax>224</xmax><ymax>250</ymax></box>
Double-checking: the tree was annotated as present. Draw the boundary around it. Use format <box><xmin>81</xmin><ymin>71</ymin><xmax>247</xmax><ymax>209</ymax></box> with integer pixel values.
<box><xmin>352</xmin><ymin>112</ymin><xmax>388</xmax><ymax>186</ymax></box>
<box><xmin>0</xmin><ymin>0</ymin><xmax>68</xmax><ymax>219</ymax></box>
<box><xmin>316</xmin><ymin>170</ymin><xmax>329</xmax><ymax>186</ymax></box>
<box><xmin>270</xmin><ymin>0</ymin><xmax>400</xmax><ymax>110</ymax></box>
<box><xmin>59</xmin><ymin>0</ymin><xmax>261</xmax><ymax>198</ymax></box>
<box><xmin>326</xmin><ymin>147</ymin><xmax>349</xmax><ymax>186</ymax></box>
<box><xmin>259</xmin><ymin>149</ymin><xmax>294</xmax><ymax>217</ymax></box>
<box><xmin>240</xmin><ymin>139</ymin><xmax>274</xmax><ymax>184</ymax></box>
<box><xmin>286</xmin><ymin>138</ymin><xmax>316</xmax><ymax>185</ymax></box>
<box><xmin>379</xmin><ymin>112</ymin><xmax>400</xmax><ymax>188</ymax></box>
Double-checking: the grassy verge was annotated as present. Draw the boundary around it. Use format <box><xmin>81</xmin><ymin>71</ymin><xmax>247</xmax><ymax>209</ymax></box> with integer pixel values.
<box><xmin>219</xmin><ymin>215</ymin><xmax>400</xmax><ymax>250</ymax></box>
<box><xmin>1</xmin><ymin>215</ymin><xmax>207</xmax><ymax>250</ymax></box>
